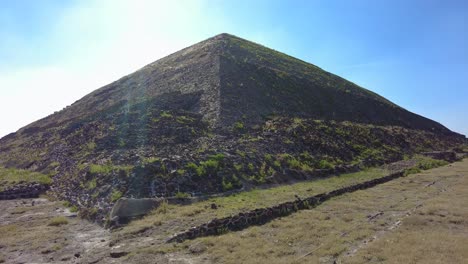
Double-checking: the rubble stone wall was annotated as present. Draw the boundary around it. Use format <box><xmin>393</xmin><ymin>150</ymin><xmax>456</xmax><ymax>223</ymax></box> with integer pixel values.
<box><xmin>0</xmin><ymin>183</ymin><xmax>49</xmax><ymax>200</ymax></box>
<box><xmin>168</xmin><ymin>171</ymin><xmax>405</xmax><ymax>243</ymax></box>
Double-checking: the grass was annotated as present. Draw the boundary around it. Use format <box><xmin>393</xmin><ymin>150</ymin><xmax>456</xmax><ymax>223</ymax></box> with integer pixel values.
<box><xmin>48</xmin><ymin>216</ymin><xmax>69</xmax><ymax>226</ymax></box>
<box><xmin>346</xmin><ymin>160</ymin><xmax>468</xmax><ymax>264</ymax></box>
<box><xmin>112</xmin><ymin>156</ymin><xmax>464</xmax><ymax>263</ymax></box>
<box><xmin>113</xmin><ymin>167</ymin><xmax>390</xmax><ymax>240</ymax></box>
<box><xmin>160</xmin><ymin>158</ymin><xmax>467</xmax><ymax>264</ymax></box>
<box><xmin>110</xmin><ymin>189</ymin><xmax>123</xmax><ymax>202</ymax></box>
<box><xmin>0</xmin><ymin>166</ymin><xmax>52</xmax><ymax>191</ymax></box>
<box><xmin>88</xmin><ymin>163</ymin><xmax>133</xmax><ymax>175</ymax></box>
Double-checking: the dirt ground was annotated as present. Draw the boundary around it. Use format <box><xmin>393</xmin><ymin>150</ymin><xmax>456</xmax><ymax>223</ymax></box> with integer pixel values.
<box><xmin>1</xmin><ymin>159</ymin><xmax>467</xmax><ymax>263</ymax></box>
<box><xmin>0</xmin><ymin>198</ymin><xmax>110</xmax><ymax>264</ymax></box>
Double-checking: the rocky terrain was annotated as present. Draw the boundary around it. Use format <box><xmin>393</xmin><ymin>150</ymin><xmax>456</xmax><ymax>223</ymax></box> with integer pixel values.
<box><xmin>0</xmin><ymin>33</ymin><xmax>465</xmax><ymax>224</ymax></box>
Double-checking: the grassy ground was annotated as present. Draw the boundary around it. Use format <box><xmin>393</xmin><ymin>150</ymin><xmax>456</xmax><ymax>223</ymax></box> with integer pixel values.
<box><xmin>112</xmin><ymin>156</ymin><xmax>440</xmax><ymax>239</ymax></box>
<box><xmin>111</xmin><ymin>167</ymin><xmax>391</xmax><ymax>240</ymax></box>
<box><xmin>149</xmin><ymin>158</ymin><xmax>467</xmax><ymax>264</ymax></box>
<box><xmin>1</xmin><ymin>157</ymin><xmax>465</xmax><ymax>263</ymax></box>
<box><xmin>0</xmin><ymin>167</ymin><xmax>52</xmax><ymax>191</ymax></box>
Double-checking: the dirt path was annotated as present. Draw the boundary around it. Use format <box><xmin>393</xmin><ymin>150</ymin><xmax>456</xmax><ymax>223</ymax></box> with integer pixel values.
<box><xmin>0</xmin><ymin>198</ymin><xmax>110</xmax><ymax>264</ymax></box>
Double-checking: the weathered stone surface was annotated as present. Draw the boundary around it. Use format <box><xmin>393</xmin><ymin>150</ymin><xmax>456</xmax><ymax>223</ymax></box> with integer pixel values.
<box><xmin>0</xmin><ymin>183</ymin><xmax>49</xmax><ymax>200</ymax></box>
<box><xmin>421</xmin><ymin>151</ymin><xmax>458</xmax><ymax>162</ymax></box>
<box><xmin>109</xmin><ymin>198</ymin><xmax>163</xmax><ymax>225</ymax></box>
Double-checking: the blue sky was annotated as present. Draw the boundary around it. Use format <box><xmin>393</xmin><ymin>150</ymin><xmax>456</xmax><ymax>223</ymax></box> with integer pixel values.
<box><xmin>0</xmin><ymin>0</ymin><xmax>467</xmax><ymax>137</ymax></box>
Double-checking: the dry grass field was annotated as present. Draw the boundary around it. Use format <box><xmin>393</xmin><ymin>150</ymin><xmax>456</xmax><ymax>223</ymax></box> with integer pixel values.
<box><xmin>152</xmin><ymin>158</ymin><xmax>468</xmax><ymax>264</ymax></box>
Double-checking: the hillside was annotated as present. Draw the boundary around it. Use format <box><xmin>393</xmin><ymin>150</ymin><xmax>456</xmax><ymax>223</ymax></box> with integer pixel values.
<box><xmin>0</xmin><ymin>33</ymin><xmax>465</xmax><ymax>222</ymax></box>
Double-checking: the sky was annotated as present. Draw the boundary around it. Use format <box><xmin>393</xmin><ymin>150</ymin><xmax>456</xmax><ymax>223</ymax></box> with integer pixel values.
<box><xmin>0</xmin><ymin>0</ymin><xmax>467</xmax><ymax>137</ymax></box>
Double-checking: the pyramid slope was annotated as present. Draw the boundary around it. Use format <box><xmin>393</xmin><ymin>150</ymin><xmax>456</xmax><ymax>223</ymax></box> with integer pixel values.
<box><xmin>215</xmin><ymin>34</ymin><xmax>451</xmax><ymax>133</ymax></box>
<box><xmin>11</xmin><ymin>33</ymin><xmax>455</xmax><ymax>137</ymax></box>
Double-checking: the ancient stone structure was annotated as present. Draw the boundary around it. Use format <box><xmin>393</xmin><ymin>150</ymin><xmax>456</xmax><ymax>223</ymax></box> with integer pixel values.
<box><xmin>421</xmin><ymin>151</ymin><xmax>459</xmax><ymax>162</ymax></box>
<box><xmin>0</xmin><ymin>183</ymin><xmax>49</xmax><ymax>200</ymax></box>
<box><xmin>167</xmin><ymin>171</ymin><xmax>405</xmax><ymax>243</ymax></box>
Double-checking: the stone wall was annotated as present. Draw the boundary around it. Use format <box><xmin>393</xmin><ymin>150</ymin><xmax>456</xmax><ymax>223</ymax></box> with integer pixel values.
<box><xmin>421</xmin><ymin>151</ymin><xmax>459</xmax><ymax>162</ymax></box>
<box><xmin>167</xmin><ymin>171</ymin><xmax>404</xmax><ymax>243</ymax></box>
<box><xmin>0</xmin><ymin>183</ymin><xmax>49</xmax><ymax>200</ymax></box>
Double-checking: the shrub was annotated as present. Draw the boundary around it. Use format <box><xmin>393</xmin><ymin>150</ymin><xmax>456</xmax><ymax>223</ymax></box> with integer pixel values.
<box><xmin>247</xmin><ymin>163</ymin><xmax>255</xmax><ymax>172</ymax></box>
<box><xmin>209</xmin><ymin>153</ymin><xmax>225</xmax><ymax>162</ymax></box>
<box><xmin>87</xmin><ymin>178</ymin><xmax>97</xmax><ymax>189</ymax></box>
<box><xmin>234</xmin><ymin>163</ymin><xmax>243</xmax><ymax>171</ymax></box>
<box><xmin>200</xmin><ymin>159</ymin><xmax>219</xmax><ymax>176</ymax></box>
<box><xmin>317</xmin><ymin>159</ymin><xmax>334</xmax><ymax>170</ymax></box>
<box><xmin>89</xmin><ymin>164</ymin><xmax>112</xmax><ymax>174</ymax></box>
<box><xmin>156</xmin><ymin>200</ymin><xmax>169</xmax><ymax>214</ymax></box>
<box><xmin>419</xmin><ymin>159</ymin><xmax>448</xmax><ymax>170</ymax></box>
<box><xmin>186</xmin><ymin>162</ymin><xmax>199</xmax><ymax>175</ymax></box>
<box><xmin>175</xmin><ymin>192</ymin><xmax>190</xmax><ymax>198</ymax></box>
<box><xmin>273</xmin><ymin>160</ymin><xmax>281</xmax><ymax>168</ymax></box>
<box><xmin>404</xmin><ymin>167</ymin><xmax>421</xmax><ymax>176</ymax></box>
<box><xmin>287</xmin><ymin>158</ymin><xmax>301</xmax><ymax>169</ymax></box>
<box><xmin>233</xmin><ymin>121</ymin><xmax>244</xmax><ymax>130</ymax></box>
<box><xmin>110</xmin><ymin>190</ymin><xmax>123</xmax><ymax>202</ymax></box>
<box><xmin>86</xmin><ymin>141</ymin><xmax>96</xmax><ymax>151</ymax></box>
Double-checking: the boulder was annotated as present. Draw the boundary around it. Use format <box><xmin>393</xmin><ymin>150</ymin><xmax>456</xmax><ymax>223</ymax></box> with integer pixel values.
<box><xmin>109</xmin><ymin>198</ymin><xmax>163</xmax><ymax>225</ymax></box>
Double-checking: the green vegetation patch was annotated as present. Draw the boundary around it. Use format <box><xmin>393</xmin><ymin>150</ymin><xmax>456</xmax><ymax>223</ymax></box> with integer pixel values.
<box><xmin>88</xmin><ymin>163</ymin><xmax>133</xmax><ymax>175</ymax></box>
<box><xmin>0</xmin><ymin>167</ymin><xmax>52</xmax><ymax>191</ymax></box>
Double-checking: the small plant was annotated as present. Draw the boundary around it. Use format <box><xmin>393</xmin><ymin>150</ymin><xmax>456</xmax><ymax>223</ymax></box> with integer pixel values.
<box><xmin>89</xmin><ymin>164</ymin><xmax>112</xmax><ymax>174</ymax></box>
<box><xmin>234</xmin><ymin>163</ymin><xmax>243</xmax><ymax>171</ymax></box>
<box><xmin>209</xmin><ymin>153</ymin><xmax>225</xmax><ymax>162</ymax></box>
<box><xmin>86</xmin><ymin>141</ymin><xmax>96</xmax><ymax>151</ymax></box>
<box><xmin>176</xmin><ymin>115</ymin><xmax>194</xmax><ymax>124</ymax></box>
<box><xmin>317</xmin><ymin>159</ymin><xmax>334</xmax><ymax>170</ymax></box>
<box><xmin>175</xmin><ymin>192</ymin><xmax>190</xmax><ymax>198</ymax></box>
<box><xmin>110</xmin><ymin>190</ymin><xmax>123</xmax><ymax>202</ymax></box>
<box><xmin>70</xmin><ymin>206</ymin><xmax>78</xmax><ymax>213</ymax></box>
<box><xmin>287</xmin><ymin>158</ymin><xmax>301</xmax><ymax>169</ymax></box>
<box><xmin>160</xmin><ymin>111</ymin><xmax>172</xmax><ymax>118</ymax></box>
<box><xmin>273</xmin><ymin>160</ymin><xmax>281</xmax><ymax>168</ymax></box>
<box><xmin>233</xmin><ymin>121</ymin><xmax>244</xmax><ymax>131</ymax></box>
<box><xmin>200</xmin><ymin>159</ymin><xmax>219</xmax><ymax>175</ymax></box>
<box><xmin>87</xmin><ymin>178</ymin><xmax>97</xmax><ymax>189</ymax></box>
<box><xmin>143</xmin><ymin>157</ymin><xmax>160</xmax><ymax>164</ymax></box>
<box><xmin>404</xmin><ymin>167</ymin><xmax>421</xmax><ymax>176</ymax></box>
<box><xmin>48</xmin><ymin>216</ymin><xmax>68</xmax><ymax>226</ymax></box>
<box><xmin>222</xmin><ymin>177</ymin><xmax>234</xmax><ymax>191</ymax></box>
<box><xmin>156</xmin><ymin>200</ymin><xmax>169</xmax><ymax>214</ymax></box>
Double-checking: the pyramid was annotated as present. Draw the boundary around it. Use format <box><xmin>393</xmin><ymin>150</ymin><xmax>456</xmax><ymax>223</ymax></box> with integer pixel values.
<box><xmin>0</xmin><ymin>33</ymin><xmax>464</xmax><ymax>221</ymax></box>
